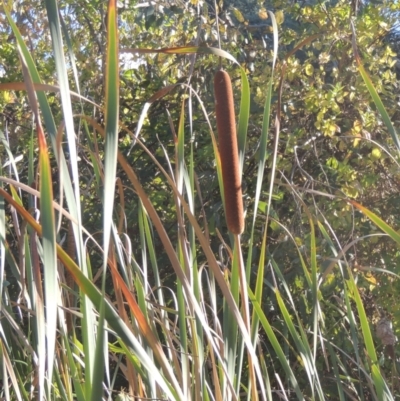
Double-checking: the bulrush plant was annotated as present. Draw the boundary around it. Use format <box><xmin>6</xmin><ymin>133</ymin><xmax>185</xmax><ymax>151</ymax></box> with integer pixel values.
<box><xmin>1</xmin><ymin>1</ymin><xmax>399</xmax><ymax>400</ymax></box>
<box><xmin>214</xmin><ymin>67</ymin><xmax>259</xmax><ymax>401</ymax></box>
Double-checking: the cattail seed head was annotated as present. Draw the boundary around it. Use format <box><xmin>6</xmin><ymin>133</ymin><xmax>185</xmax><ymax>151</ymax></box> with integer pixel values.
<box><xmin>214</xmin><ymin>69</ymin><xmax>244</xmax><ymax>235</ymax></box>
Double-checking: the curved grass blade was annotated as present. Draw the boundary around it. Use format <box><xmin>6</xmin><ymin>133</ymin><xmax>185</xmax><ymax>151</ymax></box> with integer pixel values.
<box><xmin>255</xmin><ymin>9</ymin><xmax>278</xmax><ymax>198</ymax></box>
<box><xmin>59</xmin><ymin>10</ymin><xmax>82</xmax><ymax>98</ymax></box>
<box><xmin>0</xmin><ymin>82</ymin><xmax>99</xmax><ymax>108</ymax></box>
<box><xmin>44</xmin><ymin>0</ymin><xmax>81</xmax><ymax>207</ymax></box>
<box><xmin>121</xmin><ymin>46</ymin><xmax>239</xmax><ymax>63</ymax></box>
<box><xmin>349</xmin><ymin>200</ymin><xmax>400</xmax><ymax>245</ymax></box>
<box><xmin>347</xmin><ymin>278</ymin><xmax>393</xmax><ymax>400</ymax></box>
<box><xmin>263</xmin><ymin>10</ymin><xmax>280</xmax><ymax>224</ymax></box>
<box><xmin>351</xmin><ymin>22</ymin><xmax>400</xmax><ymax>152</ymax></box>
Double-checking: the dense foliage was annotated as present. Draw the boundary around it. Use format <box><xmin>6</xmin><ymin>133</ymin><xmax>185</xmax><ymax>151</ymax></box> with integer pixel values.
<box><xmin>1</xmin><ymin>0</ymin><xmax>400</xmax><ymax>399</ymax></box>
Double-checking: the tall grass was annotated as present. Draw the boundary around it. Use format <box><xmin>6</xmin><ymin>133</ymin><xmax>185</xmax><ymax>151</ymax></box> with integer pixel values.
<box><xmin>0</xmin><ymin>2</ymin><xmax>398</xmax><ymax>400</ymax></box>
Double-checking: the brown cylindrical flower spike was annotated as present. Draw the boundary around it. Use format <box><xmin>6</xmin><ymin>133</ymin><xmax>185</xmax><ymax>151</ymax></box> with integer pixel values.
<box><xmin>214</xmin><ymin>69</ymin><xmax>244</xmax><ymax>235</ymax></box>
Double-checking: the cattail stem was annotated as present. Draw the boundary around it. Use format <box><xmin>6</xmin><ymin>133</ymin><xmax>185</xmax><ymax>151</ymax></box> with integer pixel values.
<box><xmin>214</xmin><ymin>69</ymin><xmax>244</xmax><ymax>235</ymax></box>
<box><xmin>235</xmin><ymin>235</ymin><xmax>258</xmax><ymax>401</ymax></box>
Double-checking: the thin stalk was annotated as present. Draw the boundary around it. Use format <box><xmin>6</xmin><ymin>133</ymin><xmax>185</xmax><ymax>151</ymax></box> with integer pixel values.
<box><xmin>234</xmin><ymin>235</ymin><xmax>258</xmax><ymax>401</ymax></box>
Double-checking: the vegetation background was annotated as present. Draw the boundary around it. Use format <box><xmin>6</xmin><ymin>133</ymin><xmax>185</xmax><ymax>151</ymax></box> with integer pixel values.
<box><xmin>1</xmin><ymin>0</ymin><xmax>400</xmax><ymax>400</ymax></box>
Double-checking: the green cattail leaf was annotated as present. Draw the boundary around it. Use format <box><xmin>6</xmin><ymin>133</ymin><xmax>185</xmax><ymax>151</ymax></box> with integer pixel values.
<box><xmin>44</xmin><ymin>0</ymin><xmax>97</xmax><ymax>397</ymax></box>
<box><xmin>347</xmin><ymin>278</ymin><xmax>393</xmax><ymax>400</ymax></box>
<box><xmin>38</xmin><ymin>128</ymin><xmax>58</xmax><ymax>398</ymax></box>
<box><xmin>351</xmin><ymin>23</ymin><xmax>400</xmax><ymax>152</ymax></box>
<box><xmin>92</xmin><ymin>1</ymin><xmax>120</xmax><ymax>399</ymax></box>
<box><xmin>349</xmin><ymin>200</ymin><xmax>400</xmax><ymax>245</ymax></box>
<box><xmin>237</xmin><ymin>64</ymin><xmax>250</xmax><ymax>175</ymax></box>
<box><xmin>103</xmin><ymin>0</ymin><xmax>119</xmax><ymax>261</ymax></box>
<box><xmin>121</xmin><ymin>46</ymin><xmax>239</xmax><ymax>65</ymax></box>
